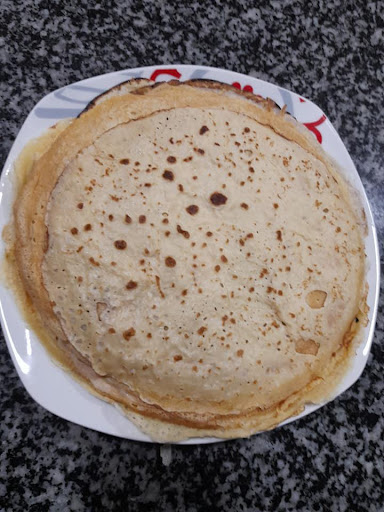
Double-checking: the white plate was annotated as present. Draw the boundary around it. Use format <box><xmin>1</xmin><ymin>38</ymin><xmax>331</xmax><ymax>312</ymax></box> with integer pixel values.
<box><xmin>0</xmin><ymin>65</ymin><xmax>380</xmax><ymax>444</ymax></box>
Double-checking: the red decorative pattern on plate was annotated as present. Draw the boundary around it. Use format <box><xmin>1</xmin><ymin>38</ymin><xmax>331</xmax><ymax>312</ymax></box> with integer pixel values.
<box><xmin>303</xmin><ymin>114</ymin><xmax>327</xmax><ymax>144</ymax></box>
<box><xmin>150</xmin><ymin>68</ymin><xmax>182</xmax><ymax>81</ymax></box>
<box><xmin>232</xmin><ymin>81</ymin><xmax>253</xmax><ymax>93</ymax></box>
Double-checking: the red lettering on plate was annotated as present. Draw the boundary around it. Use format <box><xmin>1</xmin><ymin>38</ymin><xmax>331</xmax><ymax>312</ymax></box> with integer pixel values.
<box><xmin>150</xmin><ymin>69</ymin><xmax>182</xmax><ymax>81</ymax></box>
<box><xmin>232</xmin><ymin>82</ymin><xmax>254</xmax><ymax>93</ymax></box>
<box><xmin>303</xmin><ymin>114</ymin><xmax>327</xmax><ymax>144</ymax></box>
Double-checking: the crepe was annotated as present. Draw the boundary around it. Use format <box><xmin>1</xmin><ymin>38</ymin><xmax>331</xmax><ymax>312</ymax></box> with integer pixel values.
<box><xmin>7</xmin><ymin>79</ymin><xmax>367</xmax><ymax>441</ymax></box>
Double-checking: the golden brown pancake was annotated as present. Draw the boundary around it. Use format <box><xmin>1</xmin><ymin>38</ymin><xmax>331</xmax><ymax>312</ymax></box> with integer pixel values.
<box><xmin>7</xmin><ymin>80</ymin><xmax>367</xmax><ymax>441</ymax></box>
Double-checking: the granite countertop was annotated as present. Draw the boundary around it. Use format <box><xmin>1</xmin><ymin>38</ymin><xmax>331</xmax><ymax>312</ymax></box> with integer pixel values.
<box><xmin>1</xmin><ymin>1</ymin><xmax>383</xmax><ymax>510</ymax></box>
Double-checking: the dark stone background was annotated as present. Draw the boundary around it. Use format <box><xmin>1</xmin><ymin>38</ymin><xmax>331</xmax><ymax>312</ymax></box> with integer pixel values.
<box><xmin>1</xmin><ymin>1</ymin><xmax>383</xmax><ymax>510</ymax></box>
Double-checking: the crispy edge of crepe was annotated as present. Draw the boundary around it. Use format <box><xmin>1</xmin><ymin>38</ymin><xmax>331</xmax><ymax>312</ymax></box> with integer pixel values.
<box><xmin>80</xmin><ymin>78</ymin><xmax>154</xmax><ymax>115</ymax></box>
<box><xmin>4</xmin><ymin>80</ymin><xmax>369</xmax><ymax>441</ymax></box>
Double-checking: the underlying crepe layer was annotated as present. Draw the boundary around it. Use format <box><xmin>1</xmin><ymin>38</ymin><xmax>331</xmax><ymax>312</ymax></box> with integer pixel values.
<box><xmin>12</xmin><ymin>81</ymin><xmax>366</xmax><ymax>440</ymax></box>
<box><xmin>80</xmin><ymin>78</ymin><xmax>154</xmax><ymax>115</ymax></box>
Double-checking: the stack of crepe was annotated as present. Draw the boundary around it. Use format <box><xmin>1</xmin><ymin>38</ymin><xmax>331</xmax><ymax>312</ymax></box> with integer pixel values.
<box><xmin>6</xmin><ymin>79</ymin><xmax>367</xmax><ymax>441</ymax></box>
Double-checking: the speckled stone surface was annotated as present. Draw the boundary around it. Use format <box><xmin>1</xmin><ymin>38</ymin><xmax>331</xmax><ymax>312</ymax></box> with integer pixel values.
<box><xmin>1</xmin><ymin>1</ymin><xmax>383</xmax><ymax>510</ymax></box>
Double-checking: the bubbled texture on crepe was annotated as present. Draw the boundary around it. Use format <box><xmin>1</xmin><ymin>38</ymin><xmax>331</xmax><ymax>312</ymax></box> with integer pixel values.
<box><xmin>42</xmin><ymin>106</ymin><xmax>364</xmax><ymax>415</ymax></box>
